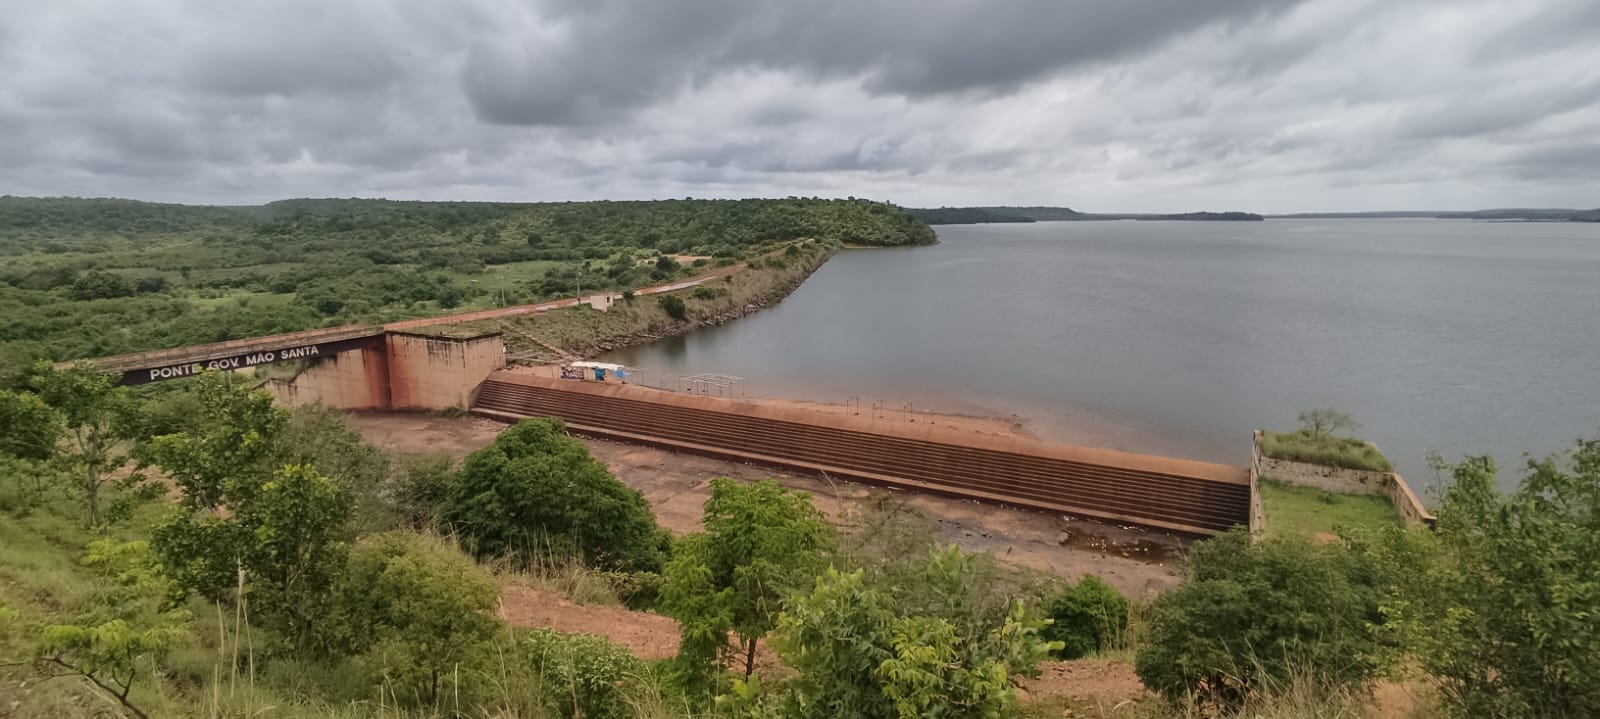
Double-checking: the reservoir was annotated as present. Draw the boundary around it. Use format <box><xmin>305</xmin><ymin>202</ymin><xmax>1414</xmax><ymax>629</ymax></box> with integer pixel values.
<box><xmin>603</xmin><ymin>219</ymin><xmax>1600</xmax><ymax>492</ymax></box>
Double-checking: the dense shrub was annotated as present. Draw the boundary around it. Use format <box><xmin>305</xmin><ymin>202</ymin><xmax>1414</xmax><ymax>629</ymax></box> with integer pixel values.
<box><xmin>68</xmin><ymin>270</ymin><xmax>133</xmax><ymax>300</ymax></box>
<box><xmin>0</xmin><ymin>389</ymin><xmax>62</xmax><ymax>460</ymax></box>
<box><xmin>443</xmin><ymin>418</ymin><xmax>668</xmax><ymax>571</ymax></box>
<box><xmin>523</xmin><ymin>628</ymin><xmax>647</xmax><ymax>719</ymax></box>
<box><xmin>388</xmin><ymin>452</ymin><xmax>456</xmax><ymax>530</ymax></box>
<box><xmin>658</xmin><ymin>294</ymin><xmax>687</xmax><ymax>321</ymax></box>
<box><xmin>771</xmin><ymin>559</ymin><xmax>1056</xmax><ymax>719</ymax></box>
<box><xmin>1134</xmin><ymin>530</ymin><xmax>1391</xmax><ymax>710</ymax></box>
<box><xmin>330</xmin><ymin>533</ymin><xmax>501</xmax><ymax>707</ymax></box>
<box><xmin>1041</xmin><ymin>574</ymin><xmax>1128</xmax><ymax>659</ymax></box>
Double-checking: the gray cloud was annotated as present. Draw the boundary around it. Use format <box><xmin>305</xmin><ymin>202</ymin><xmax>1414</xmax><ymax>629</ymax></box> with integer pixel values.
<box><xmin>0</xmin><ymin>0</ymin><xmax>1597</xmax><ymax>211</ymax></box>
<box><xmin>460</xmin><ymin>0</ymin><xmax>1307</xmax><ymax>126</ymax></box>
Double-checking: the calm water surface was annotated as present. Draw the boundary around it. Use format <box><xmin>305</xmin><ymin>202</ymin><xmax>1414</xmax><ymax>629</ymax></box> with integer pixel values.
<box><xmin>604</xmin><ymin>220</ymin><xmax>1600</xmax><ymax>491</ymax></box>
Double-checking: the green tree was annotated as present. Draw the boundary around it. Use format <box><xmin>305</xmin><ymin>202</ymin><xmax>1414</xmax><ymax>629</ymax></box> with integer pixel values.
<box><xmin>152</xmin><ymin>464</ymin><xmax>352</xmax><ymax>651</ymax></box>
<box><xmin>444</xmin><ymin>418</ymin><xmax>667</xmax><ymax>571</ymax></box>
<box><xmin>138</xmin><ymin>373</ymin><xmax>287</xmax><ymax>510</ymax></box>
<box><xmin>237</xmin><ymin>464</ymin><xmax>352</xmax><ymax>650</ymax></box>
<box><xmin>30</xmin><ymin>363</ymin><xmax>144</xmax><ymax>526</ymax></box>
<box><xmin>0</xmin><ymin>388</ymin><xmax>63</xmax><ymax>460</ymax></box>
<box><xmin>1134</xmin><ymin>529</ymin><xmax>1391</xmax><ymax>710</ymax></box>
<box><xmin>659</xmin><ymin>294</ymin><xmax>688</xmax><ymax>321</ymax></box>
<box><xmin>276</xmin><ymin>404</ymin><xmax>394</xmax><ymax>532</ymax></box>
<box><xmin>1297</xmin><ymin>408</ymin><xmax>1358</xmax><ymax>440</ymax></box>
<box><xmin>662</xmin><ymin>479</ymin><xmax>833</xmax><ymax>688</ymax></box>
<box><xmin>1378</xmin><ymin>442</ymin><xmax>1600</xmax><ymax>718</ymax></box>
<box><xmin>330</xmin><ymin>533</ymin><xmax>500</xmax><ymax>707</ymax></box>
<box><xmin>68</xmin><ymin>270</ymin><xmax>134</xmax><ymax>300</ymax></box>
<box><xmin>141</xmin><ymin>377</ymin><xmax>353</xmax><ymax>651</ymax></box>
<box><xmin>1042</xmin><ymin>574</ymin><xmax>1128</xmax><ymax>659</ymax></box>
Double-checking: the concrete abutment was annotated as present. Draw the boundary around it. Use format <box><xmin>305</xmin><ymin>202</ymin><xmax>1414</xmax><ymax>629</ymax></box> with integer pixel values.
<box><xmin>264</xmin><ymin>330</ymin><xmax>505</xmax><ymax>411</ymax></box>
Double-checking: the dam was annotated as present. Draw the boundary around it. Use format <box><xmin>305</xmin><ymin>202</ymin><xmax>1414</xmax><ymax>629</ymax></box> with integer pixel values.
<box><xmin>71</xmin><ymin>323</ymin><xmax>1252</xmax><ymax>536</ymax></box>
<box><xmin>472</xmin><ymin>372</ymin><xmax>1251</xmax><ymax>536</ymax></box>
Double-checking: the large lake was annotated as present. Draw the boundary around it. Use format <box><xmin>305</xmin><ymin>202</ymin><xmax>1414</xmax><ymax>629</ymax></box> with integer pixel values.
<box><xmin>603</xmin><ymin>220</ymin><xmax>1600</xmax><ymax>492</ymax></box>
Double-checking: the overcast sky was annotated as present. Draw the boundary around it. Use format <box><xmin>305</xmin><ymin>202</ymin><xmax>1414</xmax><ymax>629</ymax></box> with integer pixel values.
<box><xmin>2</xmin><ymin>0</ymin><xmax>1597</xmax><ymax>213</ymax></box>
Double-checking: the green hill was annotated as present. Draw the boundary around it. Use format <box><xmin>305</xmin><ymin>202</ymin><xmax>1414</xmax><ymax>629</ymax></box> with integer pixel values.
<box><xmin>0</xmin><ymin>196</ymin><xmax>934</xmax><ymax>365</ymax></box>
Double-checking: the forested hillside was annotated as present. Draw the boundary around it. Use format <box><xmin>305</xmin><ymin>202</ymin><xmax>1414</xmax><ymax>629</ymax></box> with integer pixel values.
<box><xmin>0</xmin><ymin>197</ymin><xmax>934</xmax><ymax>365</ymax></box>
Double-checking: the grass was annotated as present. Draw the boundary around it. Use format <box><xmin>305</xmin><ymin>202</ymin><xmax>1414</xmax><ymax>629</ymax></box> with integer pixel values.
<box><xmin>1258</xmin><ymin>478</ymin><xmax>1401</xmax><ymax>539</ymax></box>
<box><xmin>452</xmin><ymin>259</ymin><xmax>567</xmax><ymax>300</ymax></box>
<box><xmin>189</xmin><ymin>290</ymin><xmax>297</xmax><ymax>309</ymax></box>
<box><xmin>1260</xmin><ymin>430</ymin><xmax>1393</xmax><ymax>472</ymax></box>
<box><xmin>496</xmin><ymin>553</ymin><xmax>627</xmax><ymax>608</ymax></box>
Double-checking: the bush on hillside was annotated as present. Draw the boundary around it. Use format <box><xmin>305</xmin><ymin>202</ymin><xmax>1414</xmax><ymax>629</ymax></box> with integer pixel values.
<box><xmin>0</xmin><ymin>389</ymin><xmax>62</xmax><ymax>461</ymax></box>
<box><xmin>1374</xmin><ymin>441</ymin><xmax>1600</xmax><ymax>718</ymax></box>
<box><xmin>329</xmin><ymin>533</ymin><xmax>501</xmax><ymax>707</ymax></box>
<box><xmin>770</xmin><ymin>562</ymin><xmax>1057</xmax><ymax>719</ymax></box>
<box><xmin>388</xmin><ymin>452</ymin><xmax>456</xmax><ymax>530</ymax></box>
<box><xmin>523</xmin><ymin>628</ymin><xmax>647</xmax><ymax>719</ymax></box>
<box><xmin>443</xmin><ymin>418</ymin><xmax>669</xmax><ymax>572</ymax></box>
<box><xmin>1134</xmin><ymin>530</ymin><xmax>1391</xmax><ymax>711</ymax></box>
<box><xmin>1042</xmin><ymin>574</ymin><xmax>1128</xmax><ymax>659</ymax></box>
<box><xmin>658</xmin><ymin>294</ymin><xmax>687</xmax><ymax>321</ymax></box>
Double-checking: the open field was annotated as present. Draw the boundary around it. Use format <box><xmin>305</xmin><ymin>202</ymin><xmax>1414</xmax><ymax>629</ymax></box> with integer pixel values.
<box><xmin>1258</xmin><ymin>478</ymin><xmax>1401</xmax><ymax>539</ymax></box>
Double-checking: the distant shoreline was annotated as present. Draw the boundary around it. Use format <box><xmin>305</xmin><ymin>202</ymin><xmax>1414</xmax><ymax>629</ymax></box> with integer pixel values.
<box><xmin>912</xmin><ymin>206</ymin><xmax>1599</xmax><ymax>225</ymax></box>
<box><xmin>1270</xmin><ymin>209</ymin><xmax>1599</xmax><ymax>222</ymax></box>
<box><xmin>909</xmin><ymin>206</ymin><xmax>1264</xmax><ymax>225</ymax></box>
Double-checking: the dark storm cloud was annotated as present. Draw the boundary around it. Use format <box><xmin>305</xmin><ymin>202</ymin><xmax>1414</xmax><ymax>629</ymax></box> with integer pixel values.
<box><xmin>1</xmin><ymin>0</ymin><xmax>1598</xmax><ymax>211</ymax></box>
<box><xmin>461</xmin><ymin>0</ymin><xmax>1305</xmax><ymax>126</ymax></box>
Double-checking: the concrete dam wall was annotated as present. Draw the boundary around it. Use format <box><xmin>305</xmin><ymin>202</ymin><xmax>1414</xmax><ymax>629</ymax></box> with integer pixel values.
<box><xmin>472</xmin><ymin>372</ymin><xmax>1251</xmax><ymax>536</ymax></box>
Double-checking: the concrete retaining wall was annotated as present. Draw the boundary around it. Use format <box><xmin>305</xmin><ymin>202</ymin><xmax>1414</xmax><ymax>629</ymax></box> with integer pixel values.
<box><xmin>263</xmin><ymin>331</ymin><xmax>505</xmax><ymax>411</ymax></box>
<box><xmin>1251</xmin><ymin>431</ymin><xmax>1435</xmax><ymax>529</ymax></box>
<box><xmin>264</xmin><ymin>345</ymin><xmax>389</xmax><ymax>409</ymax></box>
<box><xmin>1257</xmin><ymin>455</ymin><xmax>1394</xmax><ymax>495</ymax></box>
<box><xmin>1249</xmin><ymin>435</ymin><xmax>1267</xmax><ymax>537</ymax></box>
<box><xmin>386</xmin><ymin>331</ymin><xmax>506</xmax><ymax>410</ymax></box>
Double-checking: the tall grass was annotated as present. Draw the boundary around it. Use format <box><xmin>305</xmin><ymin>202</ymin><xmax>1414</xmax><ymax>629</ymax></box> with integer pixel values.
<box><xmin>498</xmin><ymin>551</ymin><xmax>628</xmax><ymax>608</ymax></box>
<box><xmin>1260</xmin><ymin>431</ymin><xmax>1393</xmax><ymax>472</ymax></box>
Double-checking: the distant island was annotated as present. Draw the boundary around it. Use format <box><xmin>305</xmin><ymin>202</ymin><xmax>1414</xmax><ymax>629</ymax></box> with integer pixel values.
<box><xmin>908</xmin><ymin>206</ymin><xmax>1265</xmax><ymax>224</ymax></box>
<box><xmin>1272</xmin><ymin>208</ymin><xmax>1600</xmax><ymax>222</ymax></box>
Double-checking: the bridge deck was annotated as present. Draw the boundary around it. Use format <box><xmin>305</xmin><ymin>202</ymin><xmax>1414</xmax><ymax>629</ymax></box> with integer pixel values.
<box><xmin>80</xmin><ymin>325</ymin><xmax>384</xmax><ymax>373</ymax></box>
<box><xmin>472</xmin><ymin>372</ymin><xmax>1250</xmax><ymax>535</ymax></box>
